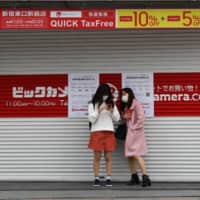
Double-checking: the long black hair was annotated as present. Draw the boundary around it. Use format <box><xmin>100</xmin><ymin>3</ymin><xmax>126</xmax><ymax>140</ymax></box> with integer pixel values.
<box><xmin>92</xmin><ymin>83</ymin><xmax>114</xmax><ymax>107</ymax></box>
<box><xmin>120</xmin><ymin>88</ymin><xmax>135</xmax><ymax>112</ymax></box>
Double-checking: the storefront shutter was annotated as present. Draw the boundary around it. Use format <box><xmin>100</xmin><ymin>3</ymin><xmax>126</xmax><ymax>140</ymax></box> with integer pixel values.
<box><xmin>0</xmin><ymin>30</ymin><xmax>200</xmax><ymax>181</ymax></box>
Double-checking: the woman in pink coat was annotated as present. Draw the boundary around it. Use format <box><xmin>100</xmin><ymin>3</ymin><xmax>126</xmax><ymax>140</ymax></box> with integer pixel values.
<box><xmin>120</xmin><ymin>88</ymin><xmax>151</xmax><ymax>187</ymax></box>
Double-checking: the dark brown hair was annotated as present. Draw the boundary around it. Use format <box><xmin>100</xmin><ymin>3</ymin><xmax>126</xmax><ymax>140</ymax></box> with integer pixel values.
<box><xmin>92</xmin><ymin>83</ymin><xmax>114</xmax><ymax>107</ymax></box>
<box><xmin>120</xmin><ymin>88</ymin><xmax>135</xmax><ymax>112</ymax></box>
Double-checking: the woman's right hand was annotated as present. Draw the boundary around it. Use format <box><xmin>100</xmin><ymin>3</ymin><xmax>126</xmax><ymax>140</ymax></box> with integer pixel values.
<box><xmin>99</xmin><ymin>103</ymin><xmax>107</xmax><ymax>112</ymax></box>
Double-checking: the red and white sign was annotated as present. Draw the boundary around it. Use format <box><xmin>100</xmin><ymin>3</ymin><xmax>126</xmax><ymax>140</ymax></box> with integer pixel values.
<box><xmin>0</xmin><ymin>10</ymin><xmax>49</xmax><ymax>29</ymax></box>
<box><xmin>0</xmin><ymin>74</ymin><xmax>68</xmax><ymax>117</ymax></box>
<box><xmin>100</xmin><ymin>73</ymin><xmax>122</xmax><ymax>108</ymax></box>
<box><xmin>49</xmin><ymin>9</ymin><xmax>115</xmax><ymax>29</ymax></box>
<box><xmin>0</xmin><ymin>9</ymin><xmax>115</xmax><ymax>30</ymax></box>
<box><xmin>68</xmin><ymin>73</ymin><xmax>98</xmax><ymax>118</ymax></box>
<box><xmin>154</xmin><ymin>73</ymin><xmax>200</xmax><ymax>116</ymax></box>
<box><xmin>1</xmin><ymin>9</ymin><xmax>200</xmax><ymax>30</ymax></box>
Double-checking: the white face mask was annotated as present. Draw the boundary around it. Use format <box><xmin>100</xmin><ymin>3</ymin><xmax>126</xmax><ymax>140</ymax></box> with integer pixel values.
<box><xmin>103</xmin><ymin>95</ymin><xmax>108</xmax><ymax>101</ymax></box>
<box><xmin>121</xmin><ymin>95</ymin><xmax>128</xmax><ymax>103</ymax></box>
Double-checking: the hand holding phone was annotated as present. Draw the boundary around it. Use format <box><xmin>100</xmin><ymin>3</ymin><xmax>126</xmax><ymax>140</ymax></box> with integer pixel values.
<box><xmin>107</xmin><ymin>104</ymin><xmax>113</xmax><ymax>112</ymax></box>
<box><xmin>124</xmin><ymin>109</ymin><xmax>133</xmax><ymax>120</ymax></box>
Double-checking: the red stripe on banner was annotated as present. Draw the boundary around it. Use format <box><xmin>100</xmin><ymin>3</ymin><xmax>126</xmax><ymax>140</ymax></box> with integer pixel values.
<box><xmin>167</xmin><ymin>15</ymin><xmax>181</xmax><ymax>21</ymax></box>
<box><xmin>120</xmin><ymin>16</ymin><xmax>133</xmax><ymax>22</ymax></box>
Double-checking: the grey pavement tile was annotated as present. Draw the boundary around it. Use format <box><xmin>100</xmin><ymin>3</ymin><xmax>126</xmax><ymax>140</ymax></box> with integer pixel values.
<box><xmin>0</xmin><ymin>182</ymin><xmax>199</xmax><ymax>191</ymax></box>
<box><xmin>0</xmin><ymin>182</ymin><xmax>199</xmax><ymax>200</ymax></box>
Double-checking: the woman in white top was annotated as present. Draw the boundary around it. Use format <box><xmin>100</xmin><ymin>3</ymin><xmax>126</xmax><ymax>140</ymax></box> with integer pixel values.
<box><xmin>88</xmin><ymin>83</ymin><xmax>120</xmax><ymax>187</ymax></box>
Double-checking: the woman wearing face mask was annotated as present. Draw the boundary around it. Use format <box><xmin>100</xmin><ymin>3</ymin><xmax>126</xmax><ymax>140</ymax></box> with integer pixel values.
<box><xmin>88</xmin><ymin>83</ymin><xmax>120</xmax><ymax>187</ymax></box>
<box><xmin>120</xmin><ymin>88</ymin><xmax>151</xmax><ymax>187</ymax></box>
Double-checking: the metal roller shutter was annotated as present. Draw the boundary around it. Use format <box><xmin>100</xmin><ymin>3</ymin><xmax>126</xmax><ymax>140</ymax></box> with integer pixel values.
<box><xmin>0</xmin><ymin>30</ymin><xmax>200</xmax><ymax>181</ymax></box>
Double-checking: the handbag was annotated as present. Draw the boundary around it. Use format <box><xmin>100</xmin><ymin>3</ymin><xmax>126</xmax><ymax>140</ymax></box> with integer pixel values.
<box><xmin>115</xmin><ymin>123</ymin><xmax>127</xmax><ymax>140</ymax></box>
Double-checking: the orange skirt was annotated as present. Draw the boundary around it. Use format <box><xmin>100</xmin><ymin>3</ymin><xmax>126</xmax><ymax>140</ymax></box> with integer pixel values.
<box><xmin>88</xmin><ymin>131</ymin><xmax>116</xmax><ymax>151</ymax></box>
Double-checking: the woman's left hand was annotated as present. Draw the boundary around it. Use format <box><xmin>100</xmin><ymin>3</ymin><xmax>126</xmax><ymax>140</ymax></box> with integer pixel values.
<box><xmin>125</xmin><ymin>109</ymin><xmax>133</xmax><ymax>120</ymax></box>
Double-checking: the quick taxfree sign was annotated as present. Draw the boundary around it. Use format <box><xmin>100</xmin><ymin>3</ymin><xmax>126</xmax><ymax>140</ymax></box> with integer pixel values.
<box><xmin>49</xmin><ymin>10</ymin><xmax>115</xmax><ymax>29</ymax></box>
<box><xmin>117</xmin><ymin>9</ymin><xmax>200</xmax><ymax>29</ymax></box>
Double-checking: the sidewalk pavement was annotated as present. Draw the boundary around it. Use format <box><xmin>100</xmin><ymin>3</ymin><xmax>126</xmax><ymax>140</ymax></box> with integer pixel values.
<box><xmin>0</xmin><ymin>182</ymin><xmax>199</xmax><ymax>200</ymax></box>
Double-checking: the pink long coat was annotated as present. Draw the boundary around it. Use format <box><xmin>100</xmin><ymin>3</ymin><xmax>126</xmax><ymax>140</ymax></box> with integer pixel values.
<box><xmin>125</xmin><ymin>99</ymin><xmax>147</xmax><ymax>157</ymax></box>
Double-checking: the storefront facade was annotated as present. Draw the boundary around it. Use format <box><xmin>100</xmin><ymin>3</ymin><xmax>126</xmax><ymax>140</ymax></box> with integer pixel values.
<box><xmin>0</xmin><ymin>2</ymin><xmax>200</xmax><ymax>181</ymax></box>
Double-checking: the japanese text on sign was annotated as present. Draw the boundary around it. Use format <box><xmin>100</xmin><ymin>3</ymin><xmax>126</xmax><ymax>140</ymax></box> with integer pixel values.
<box><xmin>154</xmin><ymin>73</ymin><xmax>200</xmax><ymax>116</ymax></box>
<box><xmin>13</xmin><ymin>86</ymin><xmax>68</xmax><ymax>98</ymax></box>
<box><xmin>2</xmin><ymin>10</ymin><xmax>47</xmax><ymax>17</ymax></box>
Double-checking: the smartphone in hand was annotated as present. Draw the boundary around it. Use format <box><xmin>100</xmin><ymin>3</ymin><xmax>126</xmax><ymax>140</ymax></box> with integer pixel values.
<box><xmin>107</xmin><ymin>104</ymin><xmax>112</xmax><ymax>109</ymax></box>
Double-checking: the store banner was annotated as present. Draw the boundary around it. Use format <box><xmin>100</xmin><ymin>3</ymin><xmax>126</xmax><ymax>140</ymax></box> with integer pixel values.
<box><xmin>123</xmin><ymin>73</ymin><xmax>154</xmax><ymax>117</ymax></box>
<box><xmin>0</xmin><ymin>74</ymin><xmax>68</xmax><ymax>117</ymax></box>
<box><xmin>2</xmin><ymin>72</ymin><xmax>200</xmax><ymax>117</ymax></box>
<box><xmin>49</xmin><ymin>9</ymin><xmax>115</xmax><ymax>29</ymax></box>
<box><xmin>117</xmin><ymin>9</ymin><xmax>200</xmax><ymax>29</ymax></box>
<box><xmin>0</xmin><ymin>10</ymin><xmax>49</xmax><ymax>29</ymax></box>
<box><xmin>1</xmin><ymin>9</ymin><xmax>200</xmax><ymax>29</ymax></box>
<box><xmin>0</xmin><ymin>9</ymin><xmax>115</xmax><ymax>29</ymax></box>
<box><xmin>100</xmin><ymin>73</ymin><xmax>122</xmax><ymax>108</ymax></box>
<box><xmin>154</xmin><ymin>73</ymin><xmax>200</xmax><ymax>116</ymax></box>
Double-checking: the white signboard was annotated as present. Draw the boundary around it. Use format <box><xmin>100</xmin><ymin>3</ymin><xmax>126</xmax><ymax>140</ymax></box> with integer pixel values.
<box><xmin>69</xmin><ymin>73</ymin><xmax>99</xmax><ymax>118</ymax></box>
<box><xmin>123</xmin><ymin>73</ymin><xmax>154</xmax><ymax>117</ymax></box>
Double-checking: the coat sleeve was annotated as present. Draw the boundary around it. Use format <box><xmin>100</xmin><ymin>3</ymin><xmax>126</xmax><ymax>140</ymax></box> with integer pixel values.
<box><xmin>88</xmin><ymin>103</ymin><xmax>99</xmax><ymax>123</ymax></box>
<box><xmin>128</xmin><ymin>101</ymin><xmax>145</xmax><ymax>130</ymax></box>
<box><xmin>111</xmin><ymin>105</ymin><xmax>120</xmax><ymax>122</ymax></box>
